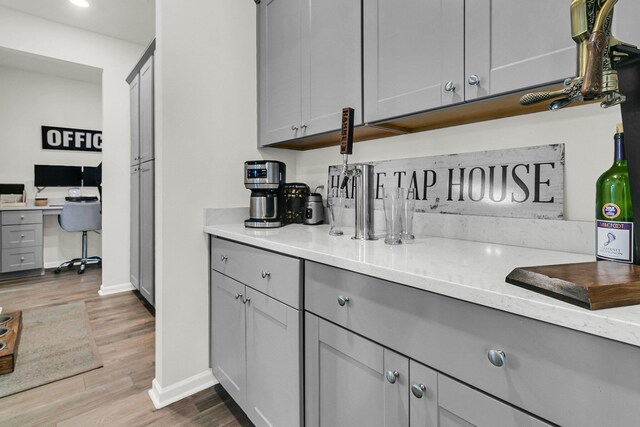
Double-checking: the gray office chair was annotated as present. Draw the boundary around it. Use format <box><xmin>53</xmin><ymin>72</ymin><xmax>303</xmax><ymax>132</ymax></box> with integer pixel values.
<box><xmin>55</xmin><ymin>200</ymin><xmax>102</xmax><ymax>274</ymax></box>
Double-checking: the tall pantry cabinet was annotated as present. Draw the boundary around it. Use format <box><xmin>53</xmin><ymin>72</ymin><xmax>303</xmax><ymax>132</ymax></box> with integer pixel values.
<box><xmin>127</xmin><ymin>41</ymin><xmax>155</xmax><ymax>307</ymax></box>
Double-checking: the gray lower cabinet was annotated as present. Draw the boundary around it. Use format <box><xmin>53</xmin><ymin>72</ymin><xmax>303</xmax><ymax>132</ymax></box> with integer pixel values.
<box><xmin>139</xmin><ymin>162</ymin><xmax>154</xmax><ymax>304</ymax></box>
<box><xmin>306</xmin><ymin>313</ymin><xmax>549</xmax><ymax>427</ymax></box>
<box><xmin>210</xmin><ymin>237</ymin><xmax>303</xmax><ymax>426</ymax></box>
<box><xmin>0</xmin><ymin>211</ymin><xmax>44</xmax><ymax>275</ymax></box>
<box><xmin>130</xmin><ymin>167</ymin><xmax>140</xmax><ymax>290</ymax></box>
<box><xmin>305</xmin><ymin>260</ymin><xmax>640</xmax><ymax>427</ymax></box>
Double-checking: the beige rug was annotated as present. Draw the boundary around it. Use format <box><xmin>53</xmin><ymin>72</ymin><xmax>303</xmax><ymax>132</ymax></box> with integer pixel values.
<box><xmin>0</xmin><ymin>301</ymin><xmax>103</xmax><ymax>398</ymax></box>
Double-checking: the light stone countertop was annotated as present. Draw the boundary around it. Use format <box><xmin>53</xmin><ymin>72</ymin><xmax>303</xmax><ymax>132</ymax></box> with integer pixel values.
<box><xmin>204</xmin><ymin>222</ymin><xmax>640</xmax><ymax>348</ymax></box>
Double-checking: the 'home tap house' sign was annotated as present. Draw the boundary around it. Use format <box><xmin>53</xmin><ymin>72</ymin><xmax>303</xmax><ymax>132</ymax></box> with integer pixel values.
<box><xmin>328</xmin><ymin>144</ymin><xmax>564</xmax><ymax>219</ymax></box>
<box><xmin>41</xmin><ymin>126</ymin><xmax>102</xmax><ymax>152</ymax></box>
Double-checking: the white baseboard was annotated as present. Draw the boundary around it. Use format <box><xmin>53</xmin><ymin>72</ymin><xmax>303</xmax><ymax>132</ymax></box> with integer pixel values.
<box><xmin>98</xmin><ymin>282</ymin><xmax>135</xmax><ymax>296</ymax></box>
<box><xmin>148</xmin><ymin>369</ymin><xmax>217</xmax><ymax>409</ymax></box>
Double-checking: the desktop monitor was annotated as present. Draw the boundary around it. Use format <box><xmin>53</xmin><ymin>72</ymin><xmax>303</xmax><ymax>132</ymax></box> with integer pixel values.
<box><xmin>34</xmin><ymin>165</ymin><xmax>83</xmax><ymax>187</ymax></box>
<box><xmin>82</xmin><ymin>166</ymin><xmax>100</xmax><ymax>187</ymax></box>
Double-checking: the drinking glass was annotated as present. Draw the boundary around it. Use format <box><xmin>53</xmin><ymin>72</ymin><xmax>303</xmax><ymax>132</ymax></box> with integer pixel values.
<box><xmin>328</xmin><ymin>188</ymin><xmax>346</xmax><ymax>236</ymax></box>
<box><xmin>401</xmin><ymin>188</ymin><xmax>416</xmax><ymax>240</ymax></box>
<box><xmin>383</xmin><ymin>188</ymin><xmax>403</xmax><ymax>245</ymax></box>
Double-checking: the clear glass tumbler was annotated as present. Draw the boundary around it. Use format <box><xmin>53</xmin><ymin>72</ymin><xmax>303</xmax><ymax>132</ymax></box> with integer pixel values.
<box><xmin>383</xmin><ymin>187</ymin><xmax>404</xmax><ymax>245</ymax></box>
<box><xmin>328</xmin><ymin>188</ymin><xmax>346</xmax><ymax>236</ymax></box>
<box><xmin>401</xmin><ymin>188</ymin><xmax>416</xmax><ymax>240</ymax></box>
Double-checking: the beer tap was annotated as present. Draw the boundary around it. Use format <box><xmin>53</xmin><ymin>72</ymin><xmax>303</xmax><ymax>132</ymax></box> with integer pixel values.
<box><xmin>521</xmin><ymin>0</ymin><xmax>636</xmax><ymax>111</ymax></box>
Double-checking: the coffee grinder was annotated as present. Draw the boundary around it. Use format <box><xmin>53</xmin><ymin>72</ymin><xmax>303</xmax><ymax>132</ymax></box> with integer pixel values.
<box><xmin>244</xmin><ymin>160</ymin><xmax>286</xmax><ymax>228</ymax></box>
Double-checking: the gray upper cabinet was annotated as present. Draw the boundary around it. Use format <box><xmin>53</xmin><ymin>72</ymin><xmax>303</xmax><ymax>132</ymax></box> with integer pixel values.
<box><xmin>130</xmin><ymin>74</ymin><xmax>140</xmax><ymax>166</ymax></box>
<box><xmin>300</xmin><ymin>0</ymin><xmax>361</xmax><ymax>136</ymax></box>
<box><xmin>464</xmin><ymin>0</ymin><xmax>575</xmax><ymax>101</ymax></box>
<box><xmin>364</xmin><ymin>0</ymin><xmax>464</xmax><ymax>122</ymax></box>
<box><xmin>139</xmin><ymin>55</ymin><xmax>154</xmax><ymax>163</ymax></box>
<box><xmin>258</xmin><ymin>0</ymin><xmax>302</xmax><ymax>146</ymax></box>
<box><xmin>258</xmin><ymin>0</ymin><xmax>361</xmax><ymax>146</ymax></box>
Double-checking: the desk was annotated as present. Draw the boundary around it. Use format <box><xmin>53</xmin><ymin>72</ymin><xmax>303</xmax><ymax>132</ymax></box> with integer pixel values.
<box><xmin>0</xmin><ymin>201</ymin><xmax>63</xmax><ymax>279</ymax></box>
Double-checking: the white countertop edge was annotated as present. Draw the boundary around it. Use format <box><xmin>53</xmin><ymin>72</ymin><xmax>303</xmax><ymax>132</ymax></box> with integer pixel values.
<box><xmin>204</xmin><ymin>224</ymin><xmax>640</xmax><ymax>348</ymax></box>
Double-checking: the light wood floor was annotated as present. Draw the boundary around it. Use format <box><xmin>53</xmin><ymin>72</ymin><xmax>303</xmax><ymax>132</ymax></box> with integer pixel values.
<box><xmin>0</xmin><ymin>268</ymin><xmax>253</xmax><ymax>426</ymax></box>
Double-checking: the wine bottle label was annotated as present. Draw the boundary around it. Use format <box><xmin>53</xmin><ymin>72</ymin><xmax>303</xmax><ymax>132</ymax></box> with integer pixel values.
<box><xmin>596</xmin><ymin>220</ymin><xmax>634</xmax><ymax>263</ymax></box>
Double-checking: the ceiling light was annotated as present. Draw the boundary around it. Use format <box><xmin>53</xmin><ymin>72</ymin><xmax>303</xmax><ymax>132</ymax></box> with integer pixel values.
<box><xmin>69</xmin><ymin>0</ymin><xmax>90</xmax><ymax>8</ymax></box>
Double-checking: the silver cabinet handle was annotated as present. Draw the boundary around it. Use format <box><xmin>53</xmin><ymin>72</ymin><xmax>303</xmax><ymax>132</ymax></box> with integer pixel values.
<box><xmin>261</xmin><ymin>271</ymin><xmax>270</xmax><ymax>279</ymax></box>
<box><xmin>220</xmin><ymin>255</ymin><xmax>228</xmax><ymax>262</ymax></box>
<box><xmin>488</xmin><ymin>349</ymin><xmax>506</xmax><ymax>367</ymax></box>
<box><xmin>385</xmin><ymin>370</ymin><xmax>400</xmax><ymax>384</ymax></box>
<box><xmin>444</xmin><ymin>81</ymin><xmax>456</xmax><ymax>92</ymax></box>
<box><xmin>468</xmin><ymin>75</ymin><xmax>481</xmax><ymax>86</ymax></box>
<box><xmin>234</xmin><ymin>293</ymin><xmax>242</xmax><ymax>300</ymax></box>
<box><xmin>291</xmin><ymin>124</ymin><xmax>299</xmax><ymax>131</ymax></box>
<box><xmin>243</xmin><ymin>296</ymin><xmax>251</xmax><ymax>304</ymax></box>
<box><xmin>337</xmin><ymin>295</ymin><xmax>350</xmax><ymax>306</ymax></box>
<box><xmin>411</xmin><ymin>383</ymin><xmax>427</xmax><ymax>398</ymax></box>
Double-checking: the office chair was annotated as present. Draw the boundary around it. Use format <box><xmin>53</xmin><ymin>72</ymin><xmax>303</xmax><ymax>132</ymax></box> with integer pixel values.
<box><xmin>54</xmin><ymin>199</ymin><xmax>102</xmax><ymax>275</ymax></box>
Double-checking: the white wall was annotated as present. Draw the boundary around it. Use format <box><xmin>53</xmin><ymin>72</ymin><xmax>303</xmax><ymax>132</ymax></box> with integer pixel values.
<box><xmin>295</xmin><ymin>103</ymin><xmax>622</xmax><ymax>222</ymax></box>
<box><xmin>0</xmin><ymin>65</ymin><xmax>102</xmax><ymax>266</ymax></box>
<box><xmin>0</xmin><ymin>7</ymin><xmax>145</xmax><ymax>290</ymax></box>
<box><xmin>152</xmin><ymin>0</ymin><xmax>296</xmax><ymax>403</ymax></box>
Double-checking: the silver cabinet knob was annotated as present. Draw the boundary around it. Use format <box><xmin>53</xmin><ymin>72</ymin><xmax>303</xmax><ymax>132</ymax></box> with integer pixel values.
<box><xmin>291</xmin><ymin>124</ymin><xmax>299</xmax><ymax>131</ymax></box>
<box><xmin>20</xmin><ymin>257</ymin><xmax>25</xmax><ymax>262</ymax></box>
<box><xmin>337</xmin><ymin>295</ymin><xmax>350</xmax><ymax>306</ymax></box>
<box><xmin>444</xmin><ymin>81</ymin><xmax>456</xmax><ymax>92</ymax></box>
<box><xmin>243</xmin><ymin>296</ymin><xmax>251</xmax><ymax>304</ymax></box>
<box><xmin>20</xmin><ymin>215</ymin><xmax>25</xmax><ymax>219</ymax></box>
<box><xmin>468</xmin><ymin>75</ymin><xmax>481</xmax><ymax>86</ymax></box>
<box><xmin>411</xmin><ymin>383</ymin><xmax>427</xmax><ymax>399</ymax></box>
<box><xmin>385</xmin><ymin>370</ymin><xmax>400</xmax><ymax>384</ymax></box>
<box><xmin>20</xmin><ymin>234</ymin><xmax>25</xmax><ymax>238</ymax></box>
<box><xmin>234</xmin><ymin>293</ymin><xmax>242</xmax><ymax>300</ymax></box>
<box><xmin>300</xmin><ymin>123</ymin><xmax>308</xmax><ymax>129</ymax></box>
<box><xmin>488</xmin><ymin>349</ymin><xmax>506</xmax><ymax>367</ymax></box>
<box><xmin>220</xmin><ymin>255</ymin><xmax>228</xmax><ymax>262</ymax></box>
<box><xmin>261</xmin><ymin>271</ymin><xmax>270</xmax><ymax>279</ymax></box>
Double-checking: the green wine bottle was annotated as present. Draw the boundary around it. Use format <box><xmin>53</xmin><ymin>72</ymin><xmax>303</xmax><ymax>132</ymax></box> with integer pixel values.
<box><xmin>595</xmin><ymin>123</ymin><xmax>637</xmax><ymax>264</ymax></box>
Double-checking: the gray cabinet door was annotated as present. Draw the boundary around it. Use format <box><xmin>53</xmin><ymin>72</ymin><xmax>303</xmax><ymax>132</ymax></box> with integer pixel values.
<box><xmin>465</xmin><ymin>0</ymin><xmax>574</xmax><ymax>100</ymax></box>
<box><xmin>139</xmin><ymin>162</ymin><xmax>154</xmax><ymax>305</ymax></box>
<box><xmin>245</xmin><ymin>287</ymin><xmax>302</xmax><ymax>427</ymax></box>
<box><xmin>130</xmin><ymin>74</ymin><xmax>140</xmax><ymax>166</ymax></box>
<box><xmin>258</xmin><ymin>0</ymin><xmax>302</xmax><ymax>146</ymax></box>
<box><xmin>210</xmin><ymin>271</ymin><xmax>247</xmax><ymax>408</ymax></box>
<box><xmin>139</xmin><ymin>55</ymin><xmax>154</xmax><ymax>163</ymax></box>
<box><xmin>130</xmin><ymin>167</ymin><xmax>140</xmax><ymax>290</ymax></box>
<box><xmin>437</xmin><ymin>375</ymin><xmax>551</xmax><ymax>427</ymax></box>
<box><xmin>300</xmin><ymin>0</ymin><xmax>361</xmax><ymax>135</ymax></box>
<box><xmin>305</xmin><ymin>313</ymin><xmax>408</xmax><ymax>427</ymax></box>
<box><xmin>409</xmin><ymin>361</ymin><xmax>438</xmax><ymax>427</ymax></box>
<box><xmin>364</xmin><ymin>0</ymin><xmax>464</xmax><ymax>122</ymax></box>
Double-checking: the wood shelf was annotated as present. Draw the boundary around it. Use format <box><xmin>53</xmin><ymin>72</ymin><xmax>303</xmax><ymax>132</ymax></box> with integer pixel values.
<box><xmin>269</xmin><ymin>83</ymin><xmax>592</xmax><ymax>151</ymax></box>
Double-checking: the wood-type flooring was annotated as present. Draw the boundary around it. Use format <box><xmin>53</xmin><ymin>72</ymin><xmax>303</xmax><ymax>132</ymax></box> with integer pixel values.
<box><xmin>0</xmin><ymin>268</ymin><xmax>253</xmax><ymax>426</ymax></box>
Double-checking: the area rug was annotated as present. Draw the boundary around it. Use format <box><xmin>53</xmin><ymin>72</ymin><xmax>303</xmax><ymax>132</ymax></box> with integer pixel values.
<box><xmin>0</xmin><ymin>301</ymin><xmax>103</xmax><ymax>398</ymax></box>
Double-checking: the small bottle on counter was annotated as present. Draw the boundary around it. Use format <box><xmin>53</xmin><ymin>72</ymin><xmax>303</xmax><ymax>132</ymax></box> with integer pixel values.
<box><xmin>595</xmin><ymin>123</ymin><xmax>637</xmax><ymax>263</ymax></box>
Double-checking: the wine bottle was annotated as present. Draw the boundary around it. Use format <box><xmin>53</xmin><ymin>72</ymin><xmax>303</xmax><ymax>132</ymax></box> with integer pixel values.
<box><xmin>595</xmin><ymin>123</ymin><xmax>637</xmax><ymax>263</ymax></box>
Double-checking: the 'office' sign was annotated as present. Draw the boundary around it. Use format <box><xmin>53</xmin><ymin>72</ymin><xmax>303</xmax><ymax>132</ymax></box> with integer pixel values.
<box><xmin>41</xmin><ymin>126</ymin><xmax>102</xmax><ymax>152</ymax></box>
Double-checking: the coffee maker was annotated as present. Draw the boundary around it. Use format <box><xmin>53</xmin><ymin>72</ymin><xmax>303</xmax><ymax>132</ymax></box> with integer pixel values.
<box><xmin>244</xmin><ymin>161</ymin><xmax>286</xmax><ymax>228</ymax></box>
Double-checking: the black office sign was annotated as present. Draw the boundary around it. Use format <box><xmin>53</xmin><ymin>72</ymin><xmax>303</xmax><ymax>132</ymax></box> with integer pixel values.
<box><xmin>41</xmin><ymin>126</ymin><xmax>102</xmax><ymax>152</ymax></box>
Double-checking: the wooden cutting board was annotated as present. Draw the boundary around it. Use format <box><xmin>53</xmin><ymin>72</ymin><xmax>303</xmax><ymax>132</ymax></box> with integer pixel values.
<box><xmin>0</xmin><ymin>311</ymin><xmax>22</xmax><ymax>375</ymax></box>
<box><xmin>506</xmin><ymin>261</ymin><xmax>640</xmax><ymax>310</ymax></box>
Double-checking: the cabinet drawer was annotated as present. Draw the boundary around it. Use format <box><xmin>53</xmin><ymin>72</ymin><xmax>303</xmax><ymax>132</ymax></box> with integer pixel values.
<box><xmin>1</xmin><ymin>247</ymin><xmax>43</xmax><ymax>272</ymax></box>
<box><xmin>1</xmin><ymin>210</ymin><xmax>43</xmax><ymax>226</ymax></box>
<box><xmin>211</xmin><ymin>236</ymin><xmax>302</xmax><ymax>309</ymax></box>
<box><xmin>1</xmin><ymin>224</ymin><xmax>43</xmax><ymax>249</ymax></box>
<box><xmin>305</xmin><ymin>261</ymin><xmax>640</xmax><ymax>427</ymax></box>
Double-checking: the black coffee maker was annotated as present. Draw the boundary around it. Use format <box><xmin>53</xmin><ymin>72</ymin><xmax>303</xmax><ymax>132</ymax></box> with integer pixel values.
<box><xmin>244</xmin><ymin>161</ymin><xmax>286</xmax><ymax>228</ymax></box>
